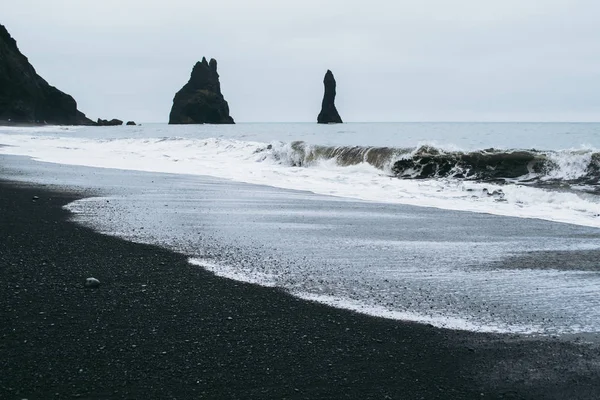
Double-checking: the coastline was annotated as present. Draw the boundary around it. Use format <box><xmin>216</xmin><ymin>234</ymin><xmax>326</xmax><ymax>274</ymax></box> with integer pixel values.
<box><xmin>1</xmin><ymin>179</ymin><xmax>600</xmax><ymax>399</ymax></box>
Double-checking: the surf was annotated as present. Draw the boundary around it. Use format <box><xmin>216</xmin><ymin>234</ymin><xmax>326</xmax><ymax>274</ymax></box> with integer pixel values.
<box><xmin>0</xmin><ymin>128</ymin><xmax>599</xmax><ymax>228</ymax></box>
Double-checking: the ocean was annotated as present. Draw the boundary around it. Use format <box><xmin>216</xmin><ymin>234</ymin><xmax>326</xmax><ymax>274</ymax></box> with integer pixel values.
<box><xmin>1</xmin><ymin>122</ymin><xmax>600</xmax><ymax>335</ymax></box>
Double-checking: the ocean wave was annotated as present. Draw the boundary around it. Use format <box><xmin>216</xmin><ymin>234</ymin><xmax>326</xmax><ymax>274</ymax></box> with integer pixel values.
<box><xmin>1</xmin><ymin>132</ymin><xmax>599</xmax><ymax>227</ymax></box>
<box><xmin>392</xmin><ymin>146</ymin><xmax>599</xmax><ymax>185</ymax></box>
<box><xmin>262</xmin><ymin>142</ymin><xmax>600</xmax><ymax>190</ymax></box>
<box><xmin>265</xmin><ymin>141</ymin><xmax>404</xmax><ymax>170</ymax></box>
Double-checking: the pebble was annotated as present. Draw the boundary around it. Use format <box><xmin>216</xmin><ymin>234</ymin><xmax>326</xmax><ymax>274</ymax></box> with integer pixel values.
<box><xmin>84</xmin><ymin>278</ymin><xmax>100</xmax><ymax>289</ymax></box>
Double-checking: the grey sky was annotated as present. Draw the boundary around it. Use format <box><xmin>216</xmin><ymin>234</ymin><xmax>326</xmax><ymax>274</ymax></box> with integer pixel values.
<box><xmin>4</xmin><ymin>0</ymin><xmax>600</xmax><ymax>122</ymax></box>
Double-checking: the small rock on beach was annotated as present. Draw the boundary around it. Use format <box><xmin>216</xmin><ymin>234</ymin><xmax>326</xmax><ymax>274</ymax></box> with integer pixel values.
<box><xmin>84</xmin><ymin>277</ymin><xmax>101</xmax><ymax>288</ymax></box>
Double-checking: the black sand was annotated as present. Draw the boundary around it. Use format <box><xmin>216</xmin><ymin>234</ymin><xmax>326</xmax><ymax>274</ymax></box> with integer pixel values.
<box><xmin>1</xmin><ymin>180</ymin><xmax>600</xmax><ymax>399</ymax></box>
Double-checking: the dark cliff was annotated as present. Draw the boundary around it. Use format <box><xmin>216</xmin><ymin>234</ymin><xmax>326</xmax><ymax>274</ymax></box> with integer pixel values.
<box><xmin>168</xmin><ymin>57</ymin><xmax>234</xmax><ymax>124</ymax></box>
<box><xmin>317</xmin><ymin>70</ymin><xmax>343</xmax><ymax>124</ymax></box>
<box><xmin>0</xmin><ymin>24</ymin><xmax>93</xmax><ymax>125</ymax></box>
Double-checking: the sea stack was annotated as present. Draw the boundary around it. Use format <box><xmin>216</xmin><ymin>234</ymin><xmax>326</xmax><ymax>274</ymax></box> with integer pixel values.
<box><xmin>317</xmin><ymin>70</ymin><xmax>343</xmax><ymax>124</ymax></box>
<box><xmin>0</xmin><ymin>24</ymin><xmax>93</xmax><ymax>125</ymax></box>
<box><xmin>169</xmin><ymin>57</ymin><xmax>234</xmax><ymax>124</ymax></box>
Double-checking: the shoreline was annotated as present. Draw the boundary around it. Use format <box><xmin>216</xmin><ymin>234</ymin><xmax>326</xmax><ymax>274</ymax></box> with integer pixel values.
<box><xmin>1</xmin><ymin>130</ymin><xmax>600</xmax><ymax>231</ymax></box>
<box><xmin>1</xmin><ymin>179</ymin><xmax>600</xmax><ymax>399</ymax></box>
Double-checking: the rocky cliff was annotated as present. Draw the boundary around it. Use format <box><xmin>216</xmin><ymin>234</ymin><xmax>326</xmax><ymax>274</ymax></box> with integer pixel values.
<box><xmin>317</xmin><ymin>70</ymin><xmax>343</xmax><ymax>124</ymax></box>
<box><xmin>169</xmin><ymin>57</ymin><xmax>234</xmax><ymax>124</ymax></box>
<box><xmin>0</xmin><ymin>24</ymin><xmax>93</xmax><ymax>125</ymax></box>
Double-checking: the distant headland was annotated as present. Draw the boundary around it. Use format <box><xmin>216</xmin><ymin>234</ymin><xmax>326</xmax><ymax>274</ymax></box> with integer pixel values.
<box><xmin>0</xmin><ymin>24</ymin><xmax>94</xmax><ymax>125</ymax></box>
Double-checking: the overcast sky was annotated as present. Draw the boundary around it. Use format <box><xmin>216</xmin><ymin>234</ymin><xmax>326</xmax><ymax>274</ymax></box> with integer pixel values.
<box><xmin>4</xmin><ymin>0</ymin><xmax>600</xmax><ymax>122</ymax></box>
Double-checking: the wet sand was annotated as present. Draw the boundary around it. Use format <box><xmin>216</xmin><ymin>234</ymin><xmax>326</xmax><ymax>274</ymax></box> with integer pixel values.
<box><xmin>1</xmin><ymin>180</ymin><xmax>600</xmax><ymax>399</ymax></box>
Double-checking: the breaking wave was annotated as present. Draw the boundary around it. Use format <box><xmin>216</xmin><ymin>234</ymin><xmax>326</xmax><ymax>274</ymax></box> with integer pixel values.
<box><xmin>265</xmin><ymin>141</ymin><xmax>402</xmax><ymax>170</ymax></box>
<box><xmin>263</xmin><ymin>142</ymin><xmax>600</xmax><ymax>192</ymax></box>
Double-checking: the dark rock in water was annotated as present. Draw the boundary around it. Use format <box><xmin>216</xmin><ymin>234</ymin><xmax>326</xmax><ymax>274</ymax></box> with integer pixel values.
<box><xmin>97</xmin><ymin>118</ymin><xmax>123</xmax><ymax>126</ymax></box>
<box><xmin>84</xmin><ymin>277</ymin><xmax>100</xmax><ymax>289</ymax></box>
<box><xmin>482</xmin><ymin>188</ymin><xmax>506</xmax><ymax>201</ymax></box>
<box><xmin>317</xmin><ymin>70</ymin><xmax>343</xmax><ymax>124</ymax></box>
<box><xmin>0</xmin><ymin>24</ymin><xmax>93</xmax><ymax>125</ymax></box>
<box><xmin>169</xmin><ymin>57</ymin><xmax>234</xmax><ymax>125</ymax></box>
<box><xmin>126</xmin><ymin>121</ymin><xmax>136</xmax><ymax>126</ymax></box>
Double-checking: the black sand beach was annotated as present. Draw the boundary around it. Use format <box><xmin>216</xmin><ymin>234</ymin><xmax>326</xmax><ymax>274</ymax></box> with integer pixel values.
<box><xmin>1</xmin><ymin>180</ymin><xmax>600</xmax><ymax>399</ymax></box>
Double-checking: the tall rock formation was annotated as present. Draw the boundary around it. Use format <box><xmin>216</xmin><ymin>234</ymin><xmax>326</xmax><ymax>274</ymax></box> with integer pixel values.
<box><xmin>317</xmin><ymin>70</ymin><xmax>342</xmax><ymax>124</ymax></box>
<box><xmin>169</xmin><ymin>57</ymin><xmax>234</xmax><ymax>124</ymax></box>
<box><xmin>0</xmin><ymin>24</ymin><xmax>93</xmax><ymax>125</ymax></box>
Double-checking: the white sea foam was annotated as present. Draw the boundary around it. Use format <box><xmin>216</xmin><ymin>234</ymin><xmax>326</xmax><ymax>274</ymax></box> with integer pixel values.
<box><xmin>293</xmin><ymin>292</ymin><xmax>542</xmax><ymax>334</ymax></box>
<box><xmin>188</xmin><ymin>258</ymin><xmax>278</xmax><ymax>287</ymax></box>
<box><xmin>1</xmin><ymin>132</ymin><xmax>600</xmax><ymax>228</ymax></box>
<box><xmin>543</xmin><ymin>148</ymin><xmax>596</xmax><ymax>181</ymax></box>
<box><xmin>189</xmin><ymin>255</ymin><xmax>600</xmax><ymax>334</ymax></box>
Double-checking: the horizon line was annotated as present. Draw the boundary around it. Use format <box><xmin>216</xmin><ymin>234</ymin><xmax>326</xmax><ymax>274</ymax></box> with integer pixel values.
<box><xmin>130</xmin><ymin>121</ymin><xmax>600</xmax><ymax>125</ymax></box>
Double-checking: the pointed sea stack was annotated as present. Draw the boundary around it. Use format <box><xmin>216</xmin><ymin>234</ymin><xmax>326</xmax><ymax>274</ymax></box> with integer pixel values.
<box><xmin>317</xmin><ymin>70</ymin><xmax>343</xmax><ymax>124</ymax></box>
<box><xmin>0</xmin><ymin>24</ymin><xmax>93</xmax><ymax>125</ymax></box>
<box><xmin>169</xmin><ymin>57</ymin><xmax>234</xmax><ymax>124</ymax></box>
